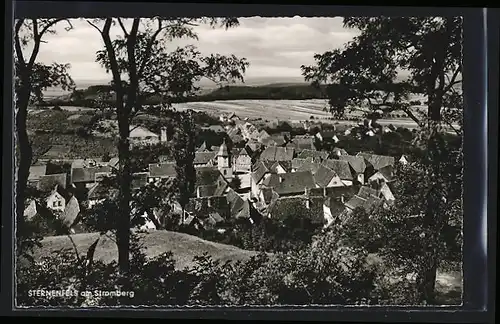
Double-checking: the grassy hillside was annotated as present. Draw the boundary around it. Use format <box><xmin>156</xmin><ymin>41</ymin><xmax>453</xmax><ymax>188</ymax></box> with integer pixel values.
<box><xmin>35</xmin><ymin>230</ymin><xmax>460</xmax><ymax>304</ymax></box>
<box><xmin>36</xmin><ymin>230</ymin><xmax>259</xmax><ymax>270</ymax></box>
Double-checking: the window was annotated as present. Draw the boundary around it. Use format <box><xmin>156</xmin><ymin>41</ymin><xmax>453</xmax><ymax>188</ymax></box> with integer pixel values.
<box><xmin>53</xmin><ymin>201</ymin><xmax>57</xmax><ymax>207</ymax></box>
<box><xmin>223</xmin><ymin>170</ymin><xmax>227</xmax><ymax>175</ymax></box>
<box><xmin>58</xmin><ymin>201</ymin><xmax>62</xmax><ymax>207</ymax></box>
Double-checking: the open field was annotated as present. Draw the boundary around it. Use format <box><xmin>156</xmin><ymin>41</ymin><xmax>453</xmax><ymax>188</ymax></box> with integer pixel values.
<box><xmin>36</xmin><ymin>230</ymin><xmax>461</xmax><ymax>304</ymax></box>
<box><xmin>173</xmin><ymin>99</ymin><xmax>423</xmax><ymax>127</ymax></box>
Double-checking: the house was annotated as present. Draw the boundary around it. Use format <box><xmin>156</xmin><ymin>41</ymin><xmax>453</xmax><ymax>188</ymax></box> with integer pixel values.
<box><xmin>331</xmin><ymin>147</ymin><xmax>348</xmax><ymax>158</ymax></box>
<box><xmin>270</xmin><ymin>161</ymin><xmax>292</xmax><ymax>174</ymax></box>
<box><xmin>379</xmin><ymin>182</ymin><xmax>396</xmax><ymax>206</ymax></box>
<box><xmin>232</xmin><ymin>147</ymin><xmax>252</xmax><ymax>173</ymax></box>
<box><xmin>296</xmin><ymin>159</ymin><xmax>322</xmax><ymax>175</ymax></box>
<box><xmin>322</xmin><ymin>159</ymin><xmax>354</xmax><ymax>186</ymax></box>
<box><xmin>270</xmin><ymin>135</ymin><xmax>287</xmax><ymax>146</ymax></box>
<box><xmin>46</xmin><ymin>188</ymin><xmax>66</xmax><ymax>212</ymax></box>
<box><xmin>129</xmin><ymin>125</ymin><xmax>160</xmax><ymax>146</ymax></box>
<box><xmin>71</xmin><ymin>166</ymin><xmax>112</xmax><ymax>189</ymax></box>
<box><xmin>291</xmin><ymin>157</ymin><xmax>312</xmax><ymax>172</ymax></box>
<box><xmin>257</xmin><ymin>130</ymin><xmax>271</xmax><ymax>141</ymax></box>
<box><xmin>315</xmin><ymin>131</ymin><xmax>339</xmax><ymax>144</ymax></box>
<box><xmin>339</xmin><ymin>155</ymin><xmax>367</xmax><ymax>184</ymax></box>
<box><xmin>246</xmin><ymin>140</ymin><xmax>263</xmax><ymax>153</ymax></box>
<box><xmin>259</xmin><ymin>146</ymin><xmax>294</xmax><ymax>162</ymax></box>
<box><xmin>60</xmin><ymin>195</ymin><xmax>81</xmax><ymax>232</ymax></box>
<box><xmin>87</xmin><ymin>181</ymin><xmax>118</xmax><ymax>209</ymax></box>
<box><xmin>323</xmin><ymin>196</ymin><xmax>346</xmax><ymax>227</ymax></box>
<box><xmin>261</xmin><ymin>171</ymin><xmax>316</xmax><ymax>197</ymax></box>
<box><xmin>194</xmin><ymin>151</ymin><xmax>217</xmax><ymax>168</ymax></box>
<box><xmin>148</xmin><ymin>162</ymin><xmax>177</xmax><ymax>183</ymax></box>
<box><xmin>24</xmin><ymin>200</ymin><xmax>39</xmax><ymax>221</ymax></box>
<box><xmin>226</xmin><ymin>188</ymin><xmax>246</xmax><ymax>217</ymax></box>
<box><xmin>107</xmin><ymin>157</ymin><xmax>120</xmax><ymax>169</ymax></box>
<box><xmin>250</xmin><ymin>161</ymin><xmax>273</xmax><ymax>198</ymax></box>
<box><xmin>37</xmin><ymin>173</ymin><xmax>67</xmax><ymax>192</ymax></box>
<box><xmin>197</xmin><ymin>141</ymin><xmax>209</xmax><ymax>152</ymax></box>
<box><xmin>313</xmin><ymin>164</ymin><xmax>344</xmax><ymax>189</ymax></box>
<box><xmin>288</xmin><ymin>136</ymin><xmax>315</xmax><ymax>152</ymax></box>
<box><xmin>357</xmin><ymin>152</ymin><xmax>395</xmax><ymax>177</ymax></box>
<box><xmin>234</xmin><ymin>199</ymin><xmax>262</xmax><ymax>225</ymax></box>
<box><xmin>297</xmin><ymin>149</ymin><xmax>329</xmax><ymax>161</ymax></box>
<box><xmin>344</xmin><ymin>186</ymin><xmax>384</xmax><ymax>216</ymax></box>
<box><xmin>382</xmin><ymin>126</ymin><xmax>393</xmax><ymax>133</ymax></box>
<box><xmin>344</xmin><ymin>128</ymin><xmax>352</xmax><ymax>136</ymax></box>
<box><xmin>195</xmin><ymin>167</ymin><xmax>229</xmax><ymax>198</ymax></box>
<box><xmin>398</xmin><ymin>154</ymin><xmax>409</xmax><ymax>165</ymax></box>
<box><xmin>28</xmin><ymin>164</ymin><xmax>47</xmax><ymax>186</ymax></box>
<box><xmin>368</xmin><ymin>165</ymin><xmax>396</xmax><ymax>185</ymax></box>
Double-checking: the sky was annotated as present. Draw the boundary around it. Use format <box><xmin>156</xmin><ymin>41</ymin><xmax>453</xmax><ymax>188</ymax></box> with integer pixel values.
<box><xmin>31</xmin><ymin>17</ymin><xmax>359</xmax><ymax>88</ymax></box>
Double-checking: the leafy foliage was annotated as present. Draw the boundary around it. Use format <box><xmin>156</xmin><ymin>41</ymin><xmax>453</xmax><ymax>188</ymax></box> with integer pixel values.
<box><xmin>301</xmin><ymin>17</ymin><xmax>462</xmax><ymax>127</ymax></box>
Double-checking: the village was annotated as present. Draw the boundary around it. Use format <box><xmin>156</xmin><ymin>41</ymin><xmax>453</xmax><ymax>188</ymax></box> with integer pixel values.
<box><xmin>24</xmin><ymin>109</ymin><xmax>409</xmax><ymax>240</ymax></box>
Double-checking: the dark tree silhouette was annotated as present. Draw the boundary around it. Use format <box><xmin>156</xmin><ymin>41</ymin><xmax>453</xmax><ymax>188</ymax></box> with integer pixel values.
<box><xmin>88</xmin><ymin>17</ymin><xmax>249</xmax><ymax>279</ymax></box>
<box><xmin>14</xmin><ymin>19</ymin><xmax>75</xmax><ymax>256</ymax></box>
<box><xmin>301</xmin><ymin>17</ymin><xmax>463</xmax><ymax>304</ymax></box>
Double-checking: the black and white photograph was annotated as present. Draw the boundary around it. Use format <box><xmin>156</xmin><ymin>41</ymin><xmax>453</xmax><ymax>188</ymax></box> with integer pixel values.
<box><xmin>14</xmin><ymin>15</ymin><xmax>463</xmax><ymax>307</ymax></box>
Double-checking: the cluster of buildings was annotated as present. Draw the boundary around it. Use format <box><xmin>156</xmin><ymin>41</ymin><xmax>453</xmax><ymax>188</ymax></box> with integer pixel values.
<box><xmin>24</xmin><ymin>112</ymin><xmax>410</xmax><ymax>235</ymax></box>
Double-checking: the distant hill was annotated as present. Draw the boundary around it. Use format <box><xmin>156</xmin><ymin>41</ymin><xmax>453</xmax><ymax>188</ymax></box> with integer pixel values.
<box><xmin>36</xmin><ymin>230</ymin><xmax>261</xmax><ymax>270</ymax></box>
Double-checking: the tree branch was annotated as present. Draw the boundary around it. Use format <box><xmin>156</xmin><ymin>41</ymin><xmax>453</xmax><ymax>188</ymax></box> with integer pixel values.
<box><xmin>443</xmin><ymin>66</ymin><xmax>462</xmax><ymax>94</ymax></box>
<box><xmin>86</xmin><ymin>20</ymin><xmax>103</xmax><ymax>33</ymax></box>
<box><xmin>67</xmin><ymin>233</ymin><xmax>81</xmax><ymax>263</ymax></box>
<box><xmin>14</xmin><ymin>19</ymin><xmax>26</xmax><ymax>68</ymax></box>
<box><xmin>117</xmin><ymin>18</ymin><xmax>129</xmax><ymax>37</ymax></box>
<box><xmin>137</xmin><ymin>18</ymin><xmax>166</xmax><ymax>78</ymax></box>
<box><xmin>27</xmin><ymin>19</ymin><xmax>40</xmax><ymax>69</ymax></box>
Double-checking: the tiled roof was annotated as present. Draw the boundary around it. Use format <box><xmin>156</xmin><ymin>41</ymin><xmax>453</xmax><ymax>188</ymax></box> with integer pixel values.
<box><xmin>149</xmin><ymin>162</ymin><xmax>176</xmax><ymax>178</ymax></box>
<box><xmin>262</xmin><ymin>171</ymin><xmax>316</xmax><ymax>196</ymax></box>
<box><xmin>71</xmin><ymin>166</ymin><xmax>111</xmax><ymax>183</ymax></box>
<box><xmin>260</xmin><ymin>146</ymin><xmax>295</xmax><ymax>161</ymax></box>
<box><xmin>322</xmin><ymin>159</ymin><xmax>353</xmax><ymax>180</ymax></box>
<box><xmin>290</xmin><ymin>137</ymin><xmax>315</xmax><ymax>151</ymax></box>
<box><xmin>297</xmin><ymin>149</ymin><xmax>329</xmax><ymax>160</ymax></box>
<box><xmin>356</xmin><ymin>152</ymin><xmax>395</xmax><ymax>170</ymax></box>
<box><xmin>226</xmin><ymin>188</ymin><xmax>246</xmax><ymax>215</ymax></box>
<box><xmin>197</xmin><ymin>141</ymin><xmax>208</xmax><ymax>152</ymax></box>
<box><xmin>314</xmin><ymin>164</ymin><xmax>338</xmax><ymax>188</ymax></box>
<box><xmin>339</xmin><ymin>155</ymin><xmax>367</xmax><ymax>174</ymax></box>
<box><xmin>61</xmin><ymin>196</ymin><xmax>80</xmax><ymax>228</ymax></box>
<box><xmin>37</xmin><ymin>173</ymin><xmax>67</xmax><ymax>192</ymax></box>
<box><xmin>377</xmin><ymin>165</ymin><xmax>395</xmax><ymax>182</ymax></box>
<box><xmin>28</xmin><ymin>165</ymin><xmax>47</xmax><ymax>181</ymax></box>
<box><xmin>194</xmin><ymin>152</ymin><xmax>216</xmax><ymax>165</ymax></box>
<box><xmin>296</xmin><ymin>160</ymin><xmax>322</xmax><ymax>175</ymax></box>
<box><xmin>251</xmin><ymin>161</ymin><xmax>271</xmax><ymax>184</ymax></box>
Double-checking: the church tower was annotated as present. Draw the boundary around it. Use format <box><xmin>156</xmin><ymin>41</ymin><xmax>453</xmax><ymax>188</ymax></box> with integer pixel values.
<box><xmin>217</xmin><ymin>139</ymin><xmax>233</xmax><ymax>179</ymax></box>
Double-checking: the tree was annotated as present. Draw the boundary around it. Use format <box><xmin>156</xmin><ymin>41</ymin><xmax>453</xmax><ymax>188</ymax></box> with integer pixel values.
<box><xmin>87</xmin><ymin>17</ymin><xmax>248</xmax><ymax>279</ymax></box>
<box><xmin>301</xmin><ymin>17</ymin><xmax>463</xmax><ymax>304</ymax></box>
<box><xmin>14</xmin><ymin>18</ymin><xmax>76</xmax><ymax>257</ymax></box>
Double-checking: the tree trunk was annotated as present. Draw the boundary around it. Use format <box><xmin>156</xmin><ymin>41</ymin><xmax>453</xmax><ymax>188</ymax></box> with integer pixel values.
<box><xmin>15</xmin><ymin>83</ymin><xmax>33</xmax><ymax>246</ymax></box>
<box><xmin>117</xmin><ymin>132</ymin><xmax>132</xmax><ymax>278</ymax></box>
